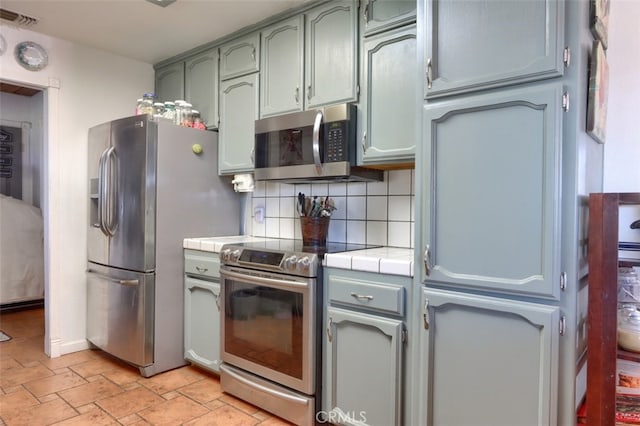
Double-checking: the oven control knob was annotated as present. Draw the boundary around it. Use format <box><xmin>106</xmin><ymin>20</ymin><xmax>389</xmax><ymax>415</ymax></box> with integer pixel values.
<box><xmin>284</xmin><ymin>255</ymin><xmax>298</xmax><ymax>271</ymax></box>
<box><xmin>221</xmin><ymin>249</ymin><xmax>231</xmax><ymax>262</ymax></box>
<box><xmin>297</xmin><ymin>256</ymin><xmax>311</xmax><ymax>273</ymax></box>
<box><xmin>230</xmin><ymin>249</ymin><xmax>241</xmax><ymax>262</ymax></box>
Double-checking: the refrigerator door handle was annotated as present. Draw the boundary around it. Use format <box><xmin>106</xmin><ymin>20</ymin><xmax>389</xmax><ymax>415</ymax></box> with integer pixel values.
<box><xmin>103</xmin><ymin>146</ymin><xmax>118</xmax><ymax>236</ymax></box>
<box><xmin>87</xmin><ymin>269</ymin><xmax>140</xmax><ymax>286</ymax></box>
<box><xmin>97</xmin><ymin>147</ymin><xmax>109</xmax><ymax>236</ymax></box>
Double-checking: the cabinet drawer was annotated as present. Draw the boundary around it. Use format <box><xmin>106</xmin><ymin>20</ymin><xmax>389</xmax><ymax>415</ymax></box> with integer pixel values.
<box><xmin>184</xmin><ymin>252</ymin><xmax>220</xmax><ymax>280</ymax></box>
<box><xmin>328</xmin><ymin>277</ymin><xmax>404</xmax><ymax>316</ymax></box>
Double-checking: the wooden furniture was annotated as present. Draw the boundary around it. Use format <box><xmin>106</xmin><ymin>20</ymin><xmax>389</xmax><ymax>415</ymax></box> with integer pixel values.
<box><xmin>587</xmin><ymin>192</ymin><xmax>640</xmax><ymax>425</ymax></box>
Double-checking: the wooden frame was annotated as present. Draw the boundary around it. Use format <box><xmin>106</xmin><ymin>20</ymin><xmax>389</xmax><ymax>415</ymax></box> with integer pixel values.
<box><xmin>586</xmin><ymin>41</ymin><xmax>609</xmax><ymax>144</ymax></box>
<box><xmin>590</xmin><ymin>0</ymin><xmax>610</xmax><ymax>49</ymax></box>
<box><xmin>587</xmin><ymin>193</ymin><xmax>640</xmax><ymax>425</ymax></box>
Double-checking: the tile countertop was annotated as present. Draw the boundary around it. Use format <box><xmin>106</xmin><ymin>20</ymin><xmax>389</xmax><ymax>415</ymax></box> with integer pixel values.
<box><xmin>323</xmin><ymin>247</ymin><xmax>414</xmax><ymax>278</ymax></box>
<box><xmin>184</xmin><ymin>236</ymin><xmax>414</xmax><ymax>278</ymax></box>
<box><xmin>183</xmin><ymin>235</ymin><xmax>275</xmax><ymax>253</ymax></box>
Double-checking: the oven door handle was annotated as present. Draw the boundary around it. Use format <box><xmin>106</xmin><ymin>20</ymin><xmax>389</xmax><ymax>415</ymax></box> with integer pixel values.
<box><xmin>220</xmin><ymin>268</ymin><xmax>311</xmax><ymax>291</ymax></box>
<box><xmin>222</xmin><ymin>365</ymin><xmax>311</xmax><ymax>405</ymax></box>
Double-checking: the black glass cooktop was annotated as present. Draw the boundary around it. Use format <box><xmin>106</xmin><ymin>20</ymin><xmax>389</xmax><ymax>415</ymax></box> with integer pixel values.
<box><xmin>227</xmin><ymin>239</ymin><xmax>381</xmax><ymax>257</ymax></box>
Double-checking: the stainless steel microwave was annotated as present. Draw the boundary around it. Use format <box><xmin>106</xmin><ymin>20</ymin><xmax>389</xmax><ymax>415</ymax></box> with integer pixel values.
<box><xmin>254</xmin><ymin>103</ymin><xmax>382</xmax><ymax>183</ymax></box>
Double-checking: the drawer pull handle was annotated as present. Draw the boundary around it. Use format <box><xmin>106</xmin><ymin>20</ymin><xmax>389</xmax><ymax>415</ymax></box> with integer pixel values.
<box><xmin>195</xmin><ymin>266</ymin><xmax>208</xmax><ymax>273</ymax></box>
<box><xmin>350</xmin><ymin>292</ymin><xmax>373</xmax><ymax>301</ymax></box>
<box><xmin>424</xmin><ymin>245</ymin><xmax>431</xmax><ymax>277</ymax></box>
<box><xmin>214</xmin><ymin>292</ymin><xmax>221</xmax><ymax>311</ymax></box>
<box><xmin>423</xmin><ymin>298</ymin><xmax>430</xmax><ymax>330</ymax></box>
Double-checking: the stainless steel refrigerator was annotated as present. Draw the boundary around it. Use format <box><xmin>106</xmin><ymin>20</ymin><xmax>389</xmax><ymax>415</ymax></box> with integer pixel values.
<box><xmin>86</xmin><ymin>115</ymin><xmax>239</xmax><ymax>377</ymax></box>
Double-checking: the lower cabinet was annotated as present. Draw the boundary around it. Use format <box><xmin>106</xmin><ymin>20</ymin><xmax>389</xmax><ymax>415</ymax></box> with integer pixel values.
<box><xmin>184</xmin><ymin>250</ymin><xmax>222</xmax><ymax>373</ymax></box>
<box><xmin>324</xmin><ymin>307</ymin><xmax>404</xmax><ymax>426</ymax></box>
<box><xmin>323</xmin><ymin>268</ymin><xmax>408</xmax><ymax>426</ymax></box>
<box><xmin>419</xmin><ymin>286</ymin><xmax>560</xmax><ymax>426</ymax></box>
<box><xmin>184</xmin><ymin>277</ymin><xmax>221</xmax><ymax>372</ymax></box>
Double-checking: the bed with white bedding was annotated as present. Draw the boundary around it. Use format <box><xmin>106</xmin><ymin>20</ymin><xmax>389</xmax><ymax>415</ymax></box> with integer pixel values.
<box><xmin>0</xmin><ymin>194</ymin><xmax>44</xmax><ymax>306</ymax></box>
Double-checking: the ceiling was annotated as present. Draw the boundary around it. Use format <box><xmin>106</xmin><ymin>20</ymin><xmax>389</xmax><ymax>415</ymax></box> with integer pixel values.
<box><xmin>0</xmin><ymin>0</ymin><xmax>310</xmax><ymax>65</ymax></box>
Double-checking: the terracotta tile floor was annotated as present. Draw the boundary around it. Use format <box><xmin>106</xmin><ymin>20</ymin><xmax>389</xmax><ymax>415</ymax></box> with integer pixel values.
<box><xmin>0</xmin><ymin>308</ymin><xmax>294</xmax><ymax>425</ymax></box>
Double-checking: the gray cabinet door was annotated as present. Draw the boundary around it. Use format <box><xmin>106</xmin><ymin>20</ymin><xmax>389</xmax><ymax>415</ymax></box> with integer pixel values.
<box><xmin>424</xmin><ymin>0</ymin><xmax>564</xmax><ymax>98</ymax></box>
<box><xmin>305</xmin><ymin>1</ymin><xmax>358</xmax><ymax>109</ymax></box>
<box><xmin>218</xmin><ymin>73</ymin><xmax>259</xmax><ymax>174</ymax></box>
<box><xmin>219</xmin><ymin>33</ymin><xmax>260</xmax><ymax>81</ymax></box>
<box><xmin>155</xmin><ymin>61</ymin><xmax>185</xmax><ymax>103</ymax></box>
<box><xmin>324</xmin><ymin>306</ymin><xmax>403</xmax><ymax>426</ymax></box>
<box><xmin>185</xmin><ymin>48</ymin><xmax>219</xmax><ymax>129</ymax></box>
<box><xmin>361</xmin><ymin>0</ymin><xmax>416</xmax><ymax>36</ymax></box>
<box><xmin>419</xmin><ymin>287</ymin><xmax>559</xmax><ymax>426</ymax></box>
<box><xmin>419</xmin><ymin>82</ymin><xmax>563</xmax><ymax>299</ymax></box>
<box><xmin>184</xmin><ymin>277</ymin><xmax>221</xmax><ymax>372</ymax></box>
<box><xmin>260</xmin><ymin>15</ymin><xmax>304</xmax><ymax>117</ymax></box>
<box><xmin>359</xmin><ymin>24</ymin><xmax>417</xmax><ymax>165</ymax></box>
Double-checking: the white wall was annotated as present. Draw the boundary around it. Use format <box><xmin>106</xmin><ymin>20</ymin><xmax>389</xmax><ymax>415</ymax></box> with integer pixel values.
<box><xmin>0</xmin><ymin>25</ymin><xmax>154</xmax><ymax>356</ymax></box>
<box><xmin>604</xmin><ymin>0</ymin><xmax>640</xmax><ymax>192</ymax></box>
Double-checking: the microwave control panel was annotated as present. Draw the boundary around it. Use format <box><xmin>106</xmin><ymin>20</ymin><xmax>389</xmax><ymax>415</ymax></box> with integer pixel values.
<box><xmin>325</xmin><ymin>122</ymin><xmax>347</xmax><ymax>162</ymax></box>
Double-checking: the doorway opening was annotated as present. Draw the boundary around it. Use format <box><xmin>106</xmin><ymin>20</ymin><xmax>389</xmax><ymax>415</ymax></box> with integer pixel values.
<box><xmin>0</xmin><ymin>84</ymin><xmax>45</xmax><ymax>318</ymax></box>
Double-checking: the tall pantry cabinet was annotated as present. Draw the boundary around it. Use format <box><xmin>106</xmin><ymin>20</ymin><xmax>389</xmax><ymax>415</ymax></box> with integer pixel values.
<box><xmin>217</xmin><ymin>34</ymin><xmax>261</xmax><ymax>175</ymax></box>
<box><xmin>411</xmin><ymin>0</ymin><xmax>604</xmax><ymax>425</ymax></box>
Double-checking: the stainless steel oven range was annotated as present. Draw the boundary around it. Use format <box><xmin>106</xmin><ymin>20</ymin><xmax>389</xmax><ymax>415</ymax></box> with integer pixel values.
<box><xmin>218</xmin><ymin>239</ymin><xmax>377</xmax><ymax>425</ymax></box>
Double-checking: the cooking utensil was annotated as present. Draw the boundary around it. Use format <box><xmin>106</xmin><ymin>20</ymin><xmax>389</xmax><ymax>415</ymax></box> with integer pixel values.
<box><xmin>298</xmin><ymin>192</ymin><xmax>305</xmax><ymax>216</ymax></box>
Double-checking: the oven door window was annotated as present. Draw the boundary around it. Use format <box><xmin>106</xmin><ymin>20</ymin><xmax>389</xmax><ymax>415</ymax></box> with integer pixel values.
<box><xmin>224</xmin><ymin>280</ymin><xmax>306</xmax><ymax>380</ymax></box>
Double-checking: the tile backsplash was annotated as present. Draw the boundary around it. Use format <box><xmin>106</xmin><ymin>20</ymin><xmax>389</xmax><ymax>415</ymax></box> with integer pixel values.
<box><xmin>249</xmin><ymin>170</ymin><xmax>415</xmax><ymax>248</ymax></box>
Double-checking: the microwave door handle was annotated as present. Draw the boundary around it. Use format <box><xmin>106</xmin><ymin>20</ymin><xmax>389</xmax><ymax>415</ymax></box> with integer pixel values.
<box><xmin>312</xmin><ymin>110</ymin><xmax>323</xmax><ymax>175</ymax></box>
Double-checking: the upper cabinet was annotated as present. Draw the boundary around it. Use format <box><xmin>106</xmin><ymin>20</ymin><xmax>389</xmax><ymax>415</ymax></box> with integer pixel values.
<box><xmin>261</xmin><ymin>1</ymin><xmax>358</xmax><ymax>118</ymax></box>
<box><xmin>155</xmin><ymin>48</ymin><xmax>219</xmax><ymax>129</ymax></box>
<box><xmin>155</xmin><ymin>61</ymin><xmax>185</xmax><ymax>104</ymax></box>
<box><xmin>361</xmin><ymin>0</ymin><xmax>416</xmax><ymax>37</ymax></box>
<box><xmin>260</xmin><ymin>15</ymin><xmax>305</xmax><ymax>117</ymax></box>
<box><xmin>219</xmin><ymin>33</ymin><xmax>260</xmax><ymax>81</ymax></box>
<box><xmin>305</xmin><ymin>1</ymin><xmax>358</xmax><ymax>109</ymax></box>
<box><xmin>218</xmin><ymin>73</ymin><xmax>259</xmax><ymax>175</ymax></box>
<box><xmin>184</xmin><ymin>48</ymin><xmax>219</xmax><ymax>129</ymax></box>
<box><xmin>423</xmin><ymin>0</ymin><xmax>565</xmax><ymax>99</ymax></box>
<box><xmin>359</xmin><ymin>24</ymin><xmax>416</xmax><ymax>165</ymax></box>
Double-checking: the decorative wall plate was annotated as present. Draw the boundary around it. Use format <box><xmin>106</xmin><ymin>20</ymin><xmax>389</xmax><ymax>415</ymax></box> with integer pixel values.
<box><xmin>14</xmin><ymin>41</ymin><xmax>48</xmax><ymax>71</ymax></box>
